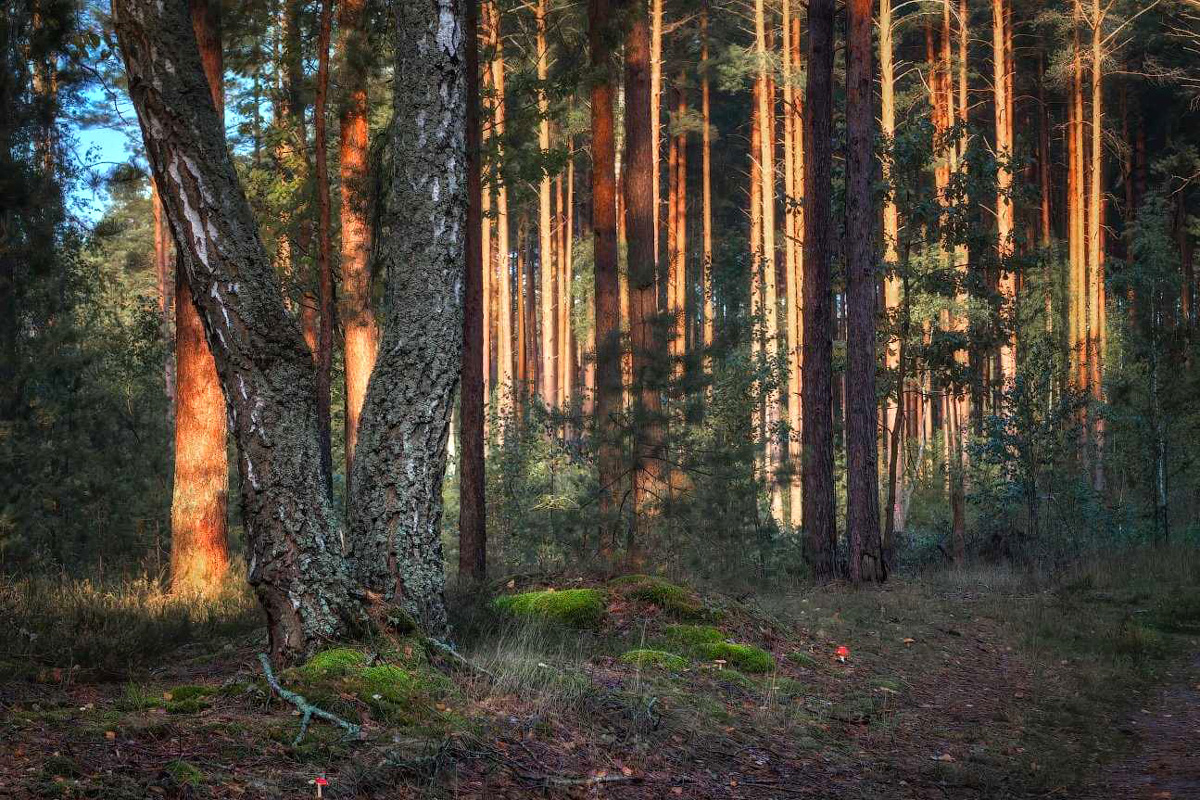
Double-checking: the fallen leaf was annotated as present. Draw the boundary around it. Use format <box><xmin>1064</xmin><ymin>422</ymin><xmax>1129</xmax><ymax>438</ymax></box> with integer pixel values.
<box><xmin>934</xmin><ymin>753</ymin><xmax>955</xmax><ymax>762</ymax></box>
<box><xmin>104</xmin><ymin>731</ymin><xmax>117</xmax><ymax>740</ymax></box>
<box><xmin>903</xmin><ymin>638</ymin><xmax>915</xmax><ymax>646</ymax></box>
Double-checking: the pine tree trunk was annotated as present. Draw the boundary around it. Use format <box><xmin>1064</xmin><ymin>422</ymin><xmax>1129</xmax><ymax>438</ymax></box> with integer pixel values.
<box><xmin>880</xmin><ymin>0</ymin><xmax>901</xmax><ymax>553</ymax></box>
<box><xmin>590</xmin><ymin>0</ymin><xmax>621</xmax><ymax>555</ymax></box>
<box><xmin>626</xmin><ymin>5</ymin><xmax>666</xmax><ymax>544</ymax></box>
<box><xmin>490</xmin><ymin>0</ymin><xmax>513</xmax><ymax>414</ymax></box>
<box><xmin>993</xmin><ymin>0</ymin><xmax>1016</xmax><ymax>387</ymax></box>
<box><xmin>700</xmin><ymin>8</ymin><xmax>714</xmax><ymax>366</ymax></box>
<box><xmin>313</xmin><ymin>0</ymin><xmax>335</xmax><ymax>487</ymax></box>
<box><xmin>1088</xmin><ymin>0</ymin><xmax>1106</xmax><ymax>490</ymax></box>
<box><xmin>171</xmin><ymin>0</ymin><xmax>229</xmax><ymax>596</ymax></box>
<box><xmin>802</xmin><ymin>0</ymin><xmax>837</xmax><ymax>579</ymax></box>
<box><xmin>460</xmin><ymin>0</ymin><xmax>487</xmax><ymax>584</ymax></box>
<box><xmin>338</xmin><ymin>0</ymin><xmax>378</xmax><ymax>481</ymax></box>
<box><xmin>153</xmin><ymin>185</ymin><xmax>176</xmax><ymax>410</ymax></box>
<box><xmin>536</xmin><ymin>0</ymin><xmax>556</xmax><ymax>408</ymax></box>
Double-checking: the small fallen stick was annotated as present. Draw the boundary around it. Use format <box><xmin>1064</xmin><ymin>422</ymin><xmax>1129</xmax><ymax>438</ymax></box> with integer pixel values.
<box><xmin>257</xmin><ymin>653</ymin><xmax>361</xmax><ymax>746</ymax></box>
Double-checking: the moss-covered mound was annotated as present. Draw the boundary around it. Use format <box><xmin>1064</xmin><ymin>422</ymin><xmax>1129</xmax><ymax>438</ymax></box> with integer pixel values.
<box><xmin>611</xmin><ymin>575</ymin><xmax>705</xmax><ymax>619</ymax></box>
<box><xmin>620</xmin><ymin>649</ymin><xmax>688</xmax><ymax>672</ymax></box>
<box><xmin>696</xmin><ymin>642</ymin><xmax>774</xmax><ymax>673</ymax></box>
<box><xmin>493</xmin><ymin>588</ymin><xmax>606</xmax><ymax>628</ymax></box>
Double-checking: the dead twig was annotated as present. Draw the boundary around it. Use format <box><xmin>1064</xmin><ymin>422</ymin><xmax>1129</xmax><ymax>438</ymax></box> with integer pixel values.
<box><xmin>256</xmin><ymin>653</ymin><xmax>361</xmax><ymax>746</ymax></box>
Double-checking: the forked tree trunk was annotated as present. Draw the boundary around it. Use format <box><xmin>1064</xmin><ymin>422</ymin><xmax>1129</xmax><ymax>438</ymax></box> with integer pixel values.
<box><xmin>115</xmin><ymin>0</ymin><xmax>356</xmax><ymax>659</ymax></box>
<box><xmin>171</xmin><ymin>0</ymin><xmax>229</xmax><ymax>596</ymax></box>
<box><xmin>346</xmin><ymin>0</ymin><xmax>466</xmax><ymax>639</ymax></box>
<box><xmin>845</xmin><ymin>0</ymin><xmax>883</xmax><ymax>583</ymax></box>
<box><xmin>803</xmin><ymin>0</ymin><xmax>837</xmax><ymax>579</ymax></box>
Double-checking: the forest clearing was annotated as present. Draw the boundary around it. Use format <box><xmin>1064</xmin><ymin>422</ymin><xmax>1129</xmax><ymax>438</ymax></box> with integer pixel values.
<box><xmin>3</xmin><ymin>0</ymin><xmax>1200</xmax><ymax>795</ymax></box>
<box><xmin>2</xmin><ymin>551</ymin><xmax>1198</xmax><ymax>798</ymax></box>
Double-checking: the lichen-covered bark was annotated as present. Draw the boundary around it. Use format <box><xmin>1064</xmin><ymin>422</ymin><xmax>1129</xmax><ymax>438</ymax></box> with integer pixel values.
<box><xmin>112</xmin><ymin>0</ymin><xmax>357</xmax><ymax>664</ymax></box>
<box><xmin>348</xmin><ymin>0</ymin><xmax>466</xmax><ymax>638</ymax></box>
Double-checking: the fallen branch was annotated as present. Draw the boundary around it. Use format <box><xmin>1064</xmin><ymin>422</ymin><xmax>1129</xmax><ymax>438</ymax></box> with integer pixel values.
<box><xmin>425</xmin><ymin>638</ymin><xmax>496</xmax><ymax>681</ymax></box>
<box><xmin>257</xmin><ymin>653</ymin><xmax>362</xmax><ymax>746</ymax></box>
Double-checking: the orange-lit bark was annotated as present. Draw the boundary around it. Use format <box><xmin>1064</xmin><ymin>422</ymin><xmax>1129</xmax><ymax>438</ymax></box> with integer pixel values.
<box><xmin>490</xmin><ymin>0</ymin><xmax>513</xmax><ymax>412</ymax></box>
<box><xmin>536</xmin><ymin>0</ymin><xmax>556</xmax><ymax>407</ymax></box>
<box><xmin>994</xmin><ymin>0</ymin><xmax>1016</xmax><ymax>387</ymax></box>
<box><xmin>700</xmin><ymin>9</ymin><xmax>714</xmax><ymax>364</ymax></box>
<box><xmin>338</xmin><ymin>0</ymin><xmax>377</xmax><ymax>479</ymax></box>
<box><xmin>786</xmin><ymin>11</ymin><xmax>804</xmax><ymax>529</ymax></box>
<box><xmin>171</xmin><ymin>0</ymin><xmax>228</xmax><ymax>596</ymax></box>
<box><xmin>1088</xmin><ymin>0</ymin><xmax>1106</xmax><ymax>489</ymax></box>
<box><xmin>880</xmin><ymin>0</ymin><xmax>901</xmax><ymax>548</ymax></box>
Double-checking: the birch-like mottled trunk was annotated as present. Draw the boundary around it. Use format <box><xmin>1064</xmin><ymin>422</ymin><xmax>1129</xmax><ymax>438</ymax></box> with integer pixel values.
<box><xmin>347</xmin><ymin>0</ymin><xmax>466</xmax><ymax>639</ymax></box>
<box><xmin>114</xmin><ymin>0</ymin><xmax>357</xmax><ymax>662</ymax></box>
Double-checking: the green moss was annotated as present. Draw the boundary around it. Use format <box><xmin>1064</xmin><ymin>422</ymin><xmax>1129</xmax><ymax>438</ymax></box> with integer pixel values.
<box><xmin>164</xmin><ymin>684</ymin><xmax>210</xmax><ymax>702</ymax></box>
<box><xmin>663</xmin><ymin>624</ymin><xmax>725</xmax><ymax>647</ymax></box>
<box><xmin>115</xmin><ymin>682</ymin><xmax>160</xmax><ymax>711</ymax></box>
<box><xmin>493</xmin><ymin>588</ymin><xmax>606</xmax><ymax>628</ymax></box>
<box><xmin>696</xmin><ymin>642</ymin><xmax>774</xmax><ymax>673</ymax></box>
<box><xmin>42</xmin><ymin>754</ymin><xmax>81</xmax><ymax>779</ymax></box>
<box><xmin>613</xmin><ymin>575</ymin><xmax>705</xmax><ymax>619</ymax></box>
<box><xmin>166</xmin><ymin>697</ymin><xmax>210</xmax><ymax>714</ymax></box>
<box><xmin>300</xmin><ymin>647</ymin><xmax>368</xmax><ymax>679</ymax></box>
<box><xmin>620</xmin><ymin>649</ymin><xmax>688</xmax><ymax>671</ymax></box>
<box><xmin>163</xmin><ymin>760</ymin><xmax>203</xmax><ymax>788</ymax></box>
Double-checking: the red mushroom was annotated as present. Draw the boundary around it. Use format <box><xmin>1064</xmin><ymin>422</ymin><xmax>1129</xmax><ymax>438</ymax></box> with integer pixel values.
<box><xmin>835</xmin><ymin>645</ymin><xmax>850</xmax><ymax>663</ymax></box>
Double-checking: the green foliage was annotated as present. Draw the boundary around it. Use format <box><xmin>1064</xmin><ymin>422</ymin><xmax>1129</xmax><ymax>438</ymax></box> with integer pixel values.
<box><xmin>493</xmin><ymin>588</ymin><xmax>606</xmax><ymax>628</ymax></box>
<box><xmin>619</xmin><ymin>649</ymin><xmax>688</xmax><ymax>672</ymax></box>
<box><xmin>300</xmin><ymin>648</ymin><xmax>368</xmax><ymax>679</ymax></box>
<box><xmin>611</xmin><ymin>574</ymin><xmax>705</xmax><ymax>618</ymax></box>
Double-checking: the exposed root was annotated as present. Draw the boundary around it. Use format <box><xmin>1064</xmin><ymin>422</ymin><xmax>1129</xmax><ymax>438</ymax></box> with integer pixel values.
<box><xmin>257</xmin><ymin>653</ymin><xmax>362</xmax><ymax>746</ymax></box>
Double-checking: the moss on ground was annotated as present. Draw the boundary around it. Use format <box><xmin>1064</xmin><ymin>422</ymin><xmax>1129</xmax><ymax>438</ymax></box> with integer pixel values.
<box><xmin>493</xmin><ymin>588</ymin><xmax>605</xmax><ymax>628</ymax></box>
<box><xmin>163</xmin><ymin>760</ymin><xmax>203</xmax><ymax>788</ymax></box>
<box><xmin>663</xmin><ymin>624</ymin><xmax>725</xmax><ymax>647</ymax></box>
<box><xmin>695</xmin><ymin>642</ymin><xmax>774</xmax><ymax>673</ymax></box>
<box><xmin>298</xmin><ymin>647</ymin><xmax>367</xmax><ymax>679</ymax></box>
<box><xmin>611</xmin><ymin>575</ymin><xmax>706</xmax><ymax>619</ymax></box>
<box><xmin>620</xmin><ymin>649</ymin><xmax>688</xmax><ymax>672</ymax></box>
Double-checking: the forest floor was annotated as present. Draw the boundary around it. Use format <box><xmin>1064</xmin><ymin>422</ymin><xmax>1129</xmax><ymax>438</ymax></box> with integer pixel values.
<box><xmin>2</xmin><ymin>548</ymin><xmax>1199</xmax><ymax>799</ymax></box>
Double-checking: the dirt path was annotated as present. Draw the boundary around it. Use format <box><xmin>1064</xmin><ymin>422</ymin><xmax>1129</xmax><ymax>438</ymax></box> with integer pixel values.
<box><xmin>1087</xmin><ymin>654</ymin><xmax>1200</xmax><ymax>799</ymax></box>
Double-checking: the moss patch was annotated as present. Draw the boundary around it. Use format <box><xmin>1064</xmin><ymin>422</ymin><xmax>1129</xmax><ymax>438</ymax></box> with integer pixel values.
<box><xmin>299</xmin><ymin>647</ymin><xmax>367</xmax><ymax>679</ymax></box>
<box><xmin>787</xmin><ymin>650</ymin><xmax>819</xmax><ymax>669</ymax></box>
<box><xmin>663</xmin><ymin>624</ymin><xmax>725</xmax><ymax>647</ymax></box>
<box><xmin>696</xmin><ymin>642</ymin><xmax>774</xmax><ymax>673</ymax></box>
<box><xmin>620</xmin><ymin>649</ymin><xmax>688</xmax><ymax>672</ymax></box>
<box><xmin>164</xmin><ymin>684</ymin><xmax>210</xmax><ymax>702</ymax></box>
<box><xmin>163</xmin><ymin>760</ymin><xmax>203</xmax><ymax>788</ymax></box>
<box><xmin>612</xmin><ymin>575</ymin><xmax>705</xmax><ymax>619</ymax></box>
<box><xmin>493</xmin><ymin>588</ymin><xmax>605</xmax><ymax>628</ymax></box>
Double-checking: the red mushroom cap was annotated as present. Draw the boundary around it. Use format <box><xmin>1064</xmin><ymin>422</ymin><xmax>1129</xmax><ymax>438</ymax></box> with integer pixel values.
<box><xmin>835</xmin><ymin>646</ymin><xmax>850</xmax><ymax>658</ymax></box>
<box><xmin>314</xmin><ymin>777</ymin><xmax>329</xmax><ymax>786</ymax></box>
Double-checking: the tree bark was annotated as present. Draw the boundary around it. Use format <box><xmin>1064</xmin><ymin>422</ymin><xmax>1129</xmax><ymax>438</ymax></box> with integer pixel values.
<box><xmin>590</xmin><ymin>0</ymin><xmax>621</xmax><ymax>556</ymax></box>
<box><xmin>115</xmin><ymin>0</ymin><xmax>357</xmax><ymax>661</ymax></box>
<box><xmin>802</xmin><ymin>0</ymin><xmax>837</xmax><ymax>579</ymax></box>
<box><xmin>170</xmin><ymin>0</ymin><xmax>229</xmax><ymax>597</ymax></box>
<box><xmin>347</xmin><ymin>0</ymin><xmax>466</xmax><ymax>639</ymax></box>
<box><xmin>846</xmin><ymin>0</ymin><xmax>883</xmax><ymax>583</ymax></box>
<box><xmin>880</xmin><ymin>0</ymin><xmax>901</xmax><ymax>552</ymax></box>
<box><xmin>700</xmin><ymin>7</ymin><xmax>714</xmax><ymax>366</ymax></box>
<box><xmin>460</xmin><ymin>0</ymin><xmax>487</xmax><ymax>584</ymax></box>
<box><xmin>338</xmin><ymin>0</ymin><xmax>378</xmax><ymax>481</ymax></box>
<box><xmin>490</xmin><ymin>0</ymin><xmax>513</xmax><ymax>413</ymax></box>
<box><xmin>626</xmin><ymin>5</ymin><xmax>666</xmax><ymax>541</ymax></box>
<box><xmin>313</xmin><ymin>0</ymin><xmax>335</xmax><ymax>487</ymax></box>
<box><xmin>993</xmin><ymin>0</ymin><xmax>1016</xmax><ymax>388</ymax></box>
<box><xmin>536</xmin><ymin>0</ymin><xmax>556</xmax><ymax>407</ymax></box>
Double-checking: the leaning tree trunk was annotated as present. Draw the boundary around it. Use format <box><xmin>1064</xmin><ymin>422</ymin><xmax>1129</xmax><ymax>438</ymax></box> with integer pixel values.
<box><xmin>347</xmin><ymin>0</ymin><xmax>466</xmax><ymax>640</ymax></box>
<box><xmin>113</xmin><ymin>0</ymin><xmax>357</xmax><ymax>664</ymax></box>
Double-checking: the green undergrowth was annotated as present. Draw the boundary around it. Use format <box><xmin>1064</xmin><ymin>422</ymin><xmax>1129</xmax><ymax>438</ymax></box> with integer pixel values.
<box><xmin>278</xmin><ymin>642</ymin><xmax>459</xmax><ymax>732</ymax></box>
<box><xmin>610</xmin><ymin>574</ymin><xmax>709</xmax><ymax>619</ymax></box>
<box><xmin>620</xmin><ymin>648</ymin><xmax>688</xmax><ymax>672</ymax></box>
<box><xmin>493</xmin><ymin>588</ymin><xmax>606</xmax><ymax>628</ymax></box>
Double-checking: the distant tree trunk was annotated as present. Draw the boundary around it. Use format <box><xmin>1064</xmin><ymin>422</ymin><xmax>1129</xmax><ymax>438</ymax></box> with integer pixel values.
<box><xmin>490</xmin><ymin>0</ymin><xmax>513</xmax><ymax>414</ymax></box>
<box><xmin>787</xmin><ymin>11</ymin><xmax>804</xmax><ymax>530</ymax></box>
<box><xmin>993</xmin><ymin>0</ymin><xmax>1016</xmax><ymax>388</ymax></box>
<box><xmin>460</xmin><ymin>0</ymin><xmax>487</xmax><ymax>584</ymax></box>
<box><xmin>338</xmin><ymin>0</ymin><xmax>378</xmax><ymax>482</ymax></box>
<box><xmin>700</xmin><ymin>7</ymin><xmax>714</xmax><ymax>365</ymax></box>
<box><xmin>170</xmin><ymin>0</ymin><xmax>229</xmax><ymax>596</ymax></box>
<box><xmin>670</xmin><ymin>78</ymin><xmax>687</xmax><ymax>369</ymax></box>
<box><xmin>346</xmin><ymin>0</ymin><xmax>466</xmax><ymax>638</ymax></box>
<box><xmin>536</xmin><ymin>0</ymin><xmax>556</xmax><ymax>407</ymax></box>
<box><xmin>802</xmin><ymin>0</ymin><xmax>837</xmax><ymax>579</ymax></box>
<box><xmin>313</xmin><ymin>0</ymin><xmax>335</xmax><ymax>487</ymax></box>
<box><xmin>1088</xmin><ymin>0</ymin><xmax>1106</xmax><ymax>491</ymax></box>
<box><xmin>880</xmin><ymin>0</ymin><xmax>901</xmax><ymax>557</ymax></box>
<box><xmin>626</xmin><ymin>4</ymin><xmax>666</xmax><ymax>544</ymax></box>
<box><xmin>650</xmin><ymin>0</ymin><xmax>663</xmax><ymax>266</ymax></box>
<box><xmin>846</xmin><ymin>0</ymin><xmax>883</xmax><ymax>583</ymax></box>
<box><xmin>590</xmin><ymin>0</ymin><xmax>621</xmax><ymax>555</ymax></box>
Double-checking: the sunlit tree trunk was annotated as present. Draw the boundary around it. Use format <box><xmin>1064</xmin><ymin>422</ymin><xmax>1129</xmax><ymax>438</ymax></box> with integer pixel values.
<box><xmin>783</xmin><ymin>0</ymin><xmax>802</xmax><ymax>529</ymax></box>
<box><xmin>490</xmin><ymin>0</ymin><xmax>513</xmax><ymax>414</ymax></box>
<box><xmin>672</xmin><ymin>78</ymin><xmax>687</xmax><ymax>369</ymax></box>
<box><xmin>993</xmin><ymin>0</ymin><xmax>1015</xmax><ymax>388</ymax></box>
<box><xmin>460</xmin><ymin>0</ymin><xmax>487</xmax><ymax>584</ymax></box>
<box><xmin>591</xmin><ymin>0</ymin><xmax>621</xmax><ymax>554</ymax></box>
<box><xmin>700</xmin><ymin>8</ymin><xmax>714</xmax><ymax>366</ymax></box>
<box><xmin>171</xmin><ymin>0</ymin><xmax>229</xmax><ymax>596</ymax></box>
<box><xmin>749</xmin><ymin>80</ymin><xmax>764</xmax><ymax>474</ymax></box>
<box><xmin>338</xmin><ymin>0</ymin><xmax>377</xmax><ymax>482</ymax></box>
<box><xmin>1088</xmin><ymin>0</ymin><xmax>1106</xmax><ymax>491</ymax></box>
<box><xmin>651</xmin><ymin>0</ymin><xmax>663</xmax><ymax>267</ymax></box>
<box><xmin>880</xmin><ymin>0</ymin><xmax>902</xmax><ymax>554</ymax></box>
<box><xmin>536</xmin><ymin>0</ymin><xmax>556</xmax><ymax>407</ymax></box>
<box><xmin>803</xmin><ymin>0</ymin><xmax>837</xmax><ymax>579</ymax></box>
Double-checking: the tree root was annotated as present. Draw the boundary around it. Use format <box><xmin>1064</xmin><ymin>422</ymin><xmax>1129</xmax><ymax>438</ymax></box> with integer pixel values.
<box><xmin>425</xmin><ymin>637</ymin><xmax>496</xmax><ymax>681</ymax></box>
<box><xmin>257</xmin><ymin>653</ymin><xmax>362</xmax><ymax>746</ymax></box>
